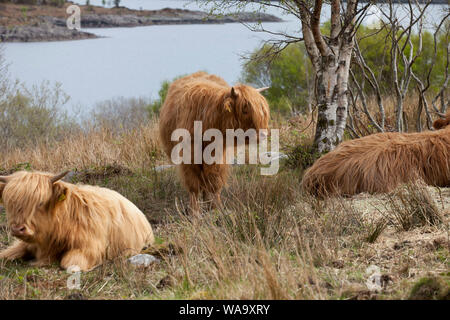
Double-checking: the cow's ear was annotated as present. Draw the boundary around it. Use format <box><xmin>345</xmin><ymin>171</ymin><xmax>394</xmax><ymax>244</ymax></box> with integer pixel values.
<box><xmin>223</xmin><ymin>87</ymin><xmax>238</xmax><ymax>113</ymax></box>
<box><xmin>224</xmin><ymin>87</ymin><xmax>239</xmax><ymax>113</ymax></box>
<box><xmin>52</xmin><ymin>182</ymin><xmax>68</xmax><ymax>203</ymax></box>
<box><xmin>433</xmin><ymin>118</ymin><xmax>449</xmax><ymax>130</ymax></box>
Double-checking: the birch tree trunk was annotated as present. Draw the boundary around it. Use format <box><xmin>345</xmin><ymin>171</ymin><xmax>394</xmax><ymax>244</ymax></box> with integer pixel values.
<box><xmin>299</xmin><ymin>0</ymin><xmax>360</xmax><ymax>153</ymax></box>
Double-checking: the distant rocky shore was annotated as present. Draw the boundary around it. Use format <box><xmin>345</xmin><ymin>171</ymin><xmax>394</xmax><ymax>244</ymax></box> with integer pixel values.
<box><xmin>0</xmin><ymin>23</ymin><xmax>97</xmax><ymax>42</ymax></box>
<box><xmin>0</xmin><ymin>4</ymin><xmax>282</xmax><ymax>43</ymax></box>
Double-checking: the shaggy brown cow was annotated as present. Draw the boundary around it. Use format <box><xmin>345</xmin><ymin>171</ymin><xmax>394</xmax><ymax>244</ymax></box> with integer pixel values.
<box><xmin>0</xmin><ymin>171</ymin><xmax>154</xmax><ymax>272</ymax></box>
<box><xmin>159</xmin><ymin>71</ymin><xmax>270</xmax><ymax>213</ymax></box>
<box><xmin>302</xmin><ymin>113</ymin><xmax>450</xmax><ymax>196</ymax></box>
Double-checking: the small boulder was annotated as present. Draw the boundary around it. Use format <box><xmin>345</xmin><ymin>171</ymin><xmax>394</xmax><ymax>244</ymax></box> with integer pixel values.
<box><xmin>128</xmin><ymin>254</ymin><xmax>159</xmax><ymax>267</ymax></box>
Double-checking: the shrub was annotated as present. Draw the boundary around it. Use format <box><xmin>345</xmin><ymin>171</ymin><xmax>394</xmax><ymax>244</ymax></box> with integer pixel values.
<box><xmin>0</xmin><ymin>81</ymin><xmax>78</xmax><ymax>151</ymax></box>
<box><xmin>87</xmin><ymin>96</ymin><xmax>153</xmax><ymax>133</ymax></box>
<box><xmin>147</xmin><ymin>80</ymin><xmax>170</xmax><ymax>115</ymax></box>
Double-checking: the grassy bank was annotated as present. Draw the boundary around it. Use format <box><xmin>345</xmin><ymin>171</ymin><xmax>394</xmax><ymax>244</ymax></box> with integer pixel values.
<box><xmin>0</xmin><ymin>113</ymin><xmax>448</xmax><ymax>300</ymax></box>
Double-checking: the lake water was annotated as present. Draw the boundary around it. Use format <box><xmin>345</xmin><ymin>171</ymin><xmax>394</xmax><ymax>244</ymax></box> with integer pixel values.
<box><xmin>2</xmin><ymin>0</ymin><xmax>447</xmax><ymax>113</ymax></box>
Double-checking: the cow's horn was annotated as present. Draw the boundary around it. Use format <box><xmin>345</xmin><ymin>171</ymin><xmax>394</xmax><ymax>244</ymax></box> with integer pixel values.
<box><xmin>51</xmin><ymin>171</ymin><xmax>69</xmax><ymax>183</ymax></box>
<box><xmin>256</xmin><ymin>87</ymin><xmax>270</xmax><ymax>93</ymax></box>
<box><xmin>0</xmin><ymin>175</ymin><xmax>9</xmax><ymax>183</ymax></box>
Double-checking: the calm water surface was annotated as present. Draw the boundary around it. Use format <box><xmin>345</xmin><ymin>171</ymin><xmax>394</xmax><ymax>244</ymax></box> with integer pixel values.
<box><xmin>2</xmin><ymin>1</ymin><xmax>446</xmax><ymax>112</ymax></box>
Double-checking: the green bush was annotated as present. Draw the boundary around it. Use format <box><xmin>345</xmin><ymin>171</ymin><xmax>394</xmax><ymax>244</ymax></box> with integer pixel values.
<box><xmin>147</xmin><ymin>80</ymin><xmax>170</xmax><ymax>115</ymax></box>
<box><xmin>241</xmin><ymin>43</ymin><xmax>314</xmax><ymax>115</ymax></box>
<box><xmin>285</xmin><ymin>143</ymin><xmax>321</xmax><ymax>171</ymax></box>
<box><xmin>147</xmin><ymin>75</ymin><xmax>188</xmax><ymax>115</ymax></box>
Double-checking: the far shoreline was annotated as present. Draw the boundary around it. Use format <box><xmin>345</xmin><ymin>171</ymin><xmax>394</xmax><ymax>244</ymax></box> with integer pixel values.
<box><xmin>0</xmin><ymin>2</ymin><xmax>283</xmax><ymax>43</ymax></box>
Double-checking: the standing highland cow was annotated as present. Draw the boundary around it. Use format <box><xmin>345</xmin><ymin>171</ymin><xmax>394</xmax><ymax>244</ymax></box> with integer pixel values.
<box><xmin>159</xmin><ymin>71</ymin><xmax>270</xmax><ymax>213</ymax></box>
<box><xmin>302</xmin><ymin>113</ymin><xmax>450</xmax><ymax>196</ymax></box>
<box><xmin>0</xmin><ymin>171</ymin><xmax>154</xmax><ymax>272</ymax></box>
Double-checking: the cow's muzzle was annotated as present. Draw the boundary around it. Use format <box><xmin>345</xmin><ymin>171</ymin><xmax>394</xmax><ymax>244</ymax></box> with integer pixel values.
<box><xmin>11</xmin><ymin>224</ymin><xmax>28</xmax><ymax>237</ymax></box>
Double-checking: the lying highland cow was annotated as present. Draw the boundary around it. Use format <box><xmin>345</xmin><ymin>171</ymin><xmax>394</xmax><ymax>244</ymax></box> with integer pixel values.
<box><xmin>0</xmin><ymin>171</ymin><xmax>154</xmax><ymax>272</ymax></box>
<box><xmin>159</xmin><ymin>71</ymin><xmax>270</xmax><ymax>213</ymax></box>
<box><xmin>302</xmin><ymin>113</ymin><xmax>450</xmax><ymax>196</ymax></box>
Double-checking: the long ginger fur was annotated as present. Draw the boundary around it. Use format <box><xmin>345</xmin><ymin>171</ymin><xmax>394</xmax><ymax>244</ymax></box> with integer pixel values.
<box><xmin>301</xmin><ymin>114</ymin><xmax>450</xmax><ymax>196</ymax></box>
<box><xmin>159</xmin><ymin>72</ymin><xmax>270</xmax><ymax>213</ymax></box>
<box><xmin>0</xmin><ymin>171</ymin><xmax>154</xmax><ymax>271</ymax></box>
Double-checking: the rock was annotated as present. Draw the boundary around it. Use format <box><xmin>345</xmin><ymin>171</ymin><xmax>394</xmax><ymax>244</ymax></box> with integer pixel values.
<box><xmin>261</xmin><ymin>151</ymin><xmax>288</xmax><ymax>163</ymax></box>
<box><xmin>74</xmin><ymin>10</ymin><xmax>282</xmax><ymax>28</ymax></box>
<box><xmin>128</xmin><ymin>254</ymin><xmax>159</xmax><ymax>267</ymax></box>
<box><xmin>154</xmin><ymin>165</ymin><xmax>175</xmax><ymax>172</ymax></box>
<box><xmin>0</xmin><ymin>24</ymin><xmax>97</xmax><ymax>43</ymax></box>
<box><xmin>232</xmin><ymin>152</ymin><xmax>288</xmax><ymax>166</ymax></box>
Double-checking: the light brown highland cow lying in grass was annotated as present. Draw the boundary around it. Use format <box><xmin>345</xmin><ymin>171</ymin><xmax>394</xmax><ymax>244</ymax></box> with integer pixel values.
<box><xmin>0</xmin><ymin>171</ymin><xmax>154</xmax><ymax>272</ymax></box>
<box><xmin>302</xmin><ymin>113</ymin><xmax>450</xmax><ymax>197</ymax></box>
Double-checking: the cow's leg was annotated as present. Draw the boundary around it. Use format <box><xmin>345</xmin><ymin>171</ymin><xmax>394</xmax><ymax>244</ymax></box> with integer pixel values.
<box><xmin>30</xmin><ymin>257</ymin><xmax>53</xmax><ymax>267</ymax></box>
<box><xmin>202</xmin><ymin>164</ymin><xmax>228</xmax><ymax>211</ymax></box>
<box><xmin>179</xmin><ymin>164</ymin><xmax>202</xmax><ymax>216</ymax></box>
<box><xmin>0</xmin><ymin>240</ymin><xmax>34</xmax><ymax>260</ymax></box>
<box><xmin>60</xmin><ymin>249</ymin><xmax>92</xmax><ymax>272</ymax></box>
<box><xmin>189</xmin><ymin>192</ymin><xmax>200</xmax><ymax>216</ymax></box>
<box><xmin>203</xmin><ymin>191</ymin><xmax>222</xmax><ymax>210</ymax></box>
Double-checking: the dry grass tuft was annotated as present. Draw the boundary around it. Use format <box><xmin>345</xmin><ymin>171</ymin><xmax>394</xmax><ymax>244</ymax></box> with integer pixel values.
<box><xmin>364</xmin><ymin>218</ymin><xmax>388</xmax><ymax>244</ymax></box>
<box><xmin>386</xmin><ymin>181</ymin><xmax>443</xmax><ymax>231</ymax></box>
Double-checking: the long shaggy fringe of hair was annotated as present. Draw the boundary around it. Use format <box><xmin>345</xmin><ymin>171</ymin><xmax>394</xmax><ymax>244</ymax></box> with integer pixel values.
<box><xmin>159</xmin><ymin>72</ymin><xmax>269</xmax><ymax>155</ymax></box>
<box><xmin>0</xmin><ymin>171</ymin><xmax>154</xmax><ymax>271</ymax></box>
<box><xmin>302</xmin><ymin>114</ymin><xmax>450</xmax><ymax>196</ymax></box>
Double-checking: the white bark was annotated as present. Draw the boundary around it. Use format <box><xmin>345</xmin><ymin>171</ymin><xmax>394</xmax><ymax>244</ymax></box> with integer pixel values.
<box><xmin>298</xmin><ymin>0</ymin><xmax>361</xmax><ymax>153</ymax></box>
